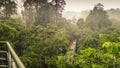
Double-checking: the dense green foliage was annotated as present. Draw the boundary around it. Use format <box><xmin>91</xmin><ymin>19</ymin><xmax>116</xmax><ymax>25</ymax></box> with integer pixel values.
<box><xmin>0</xmin><ymin>17</ymin><xmax>71</xmax><ymax>68</ymax></box>
<box><xmin>1</xmin><ymin>1</ymin><xmax>120</xmax><ymax>68</ymax></box>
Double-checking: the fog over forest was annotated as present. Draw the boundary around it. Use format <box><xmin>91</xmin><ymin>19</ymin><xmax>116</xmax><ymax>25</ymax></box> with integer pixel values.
<box><xmin>0</xmin><ymin>0</ymin><xmax>120</xmax><ymax>68</ymax></box>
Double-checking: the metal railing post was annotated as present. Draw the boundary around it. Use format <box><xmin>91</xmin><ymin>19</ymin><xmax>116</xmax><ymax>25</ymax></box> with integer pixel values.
<box><xmin>6</xmin><ymin>42</ymin><xmax>25</xmax><ymax>68</ymax></box>
<box><xmin>0</xmin><ymin>41</ymin><xmax>25</xmax><ymax>68</ymax></box>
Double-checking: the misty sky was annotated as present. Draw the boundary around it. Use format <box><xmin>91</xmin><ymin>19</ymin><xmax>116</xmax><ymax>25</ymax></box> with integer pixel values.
<box><xmin>65</xmin><ymin>0</ymin><xmax>120</xmax><ymax>12</ymax></box>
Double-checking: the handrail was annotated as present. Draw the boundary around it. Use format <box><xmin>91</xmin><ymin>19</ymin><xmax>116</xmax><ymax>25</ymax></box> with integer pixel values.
<box><xmin>0</xmin><ymin>41</ymin><xmax>25</xmax><ymax>68</ymax></box>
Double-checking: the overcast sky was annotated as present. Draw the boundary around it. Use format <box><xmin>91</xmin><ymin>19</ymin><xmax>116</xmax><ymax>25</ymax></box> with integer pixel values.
<box><xmin>65</xmin><ymin>0</ymin><xmax>120</xmax><ymax>12</ymax></box>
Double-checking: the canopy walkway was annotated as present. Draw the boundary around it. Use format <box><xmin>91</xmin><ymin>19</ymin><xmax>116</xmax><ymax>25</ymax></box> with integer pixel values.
<box><xmin>0</xmin><ymin>41</ymin><xmax>25</xmax><ymax>68</ymax></box>
<box><xmin>65</xmin><ymin>40</ymin><xmax>77</xmax><ymax>59</ymax></box>
<box><xmin>69</xmin><ymin>40</ymin><xmax>77</xmax><ymax>53</ymax></box>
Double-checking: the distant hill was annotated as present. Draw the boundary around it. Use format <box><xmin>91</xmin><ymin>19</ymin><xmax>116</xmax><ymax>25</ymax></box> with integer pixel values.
<box><xmin>107</xmin><ymin>8</ymin><xmax>120</xmax><ymax>20</ymax></box>
<box><xmin>79</xmin><ymin>10</ymin><xmax>89</xmax><ymax>19</ymax></box>
<box><xmin>62</xmin><ymin>10</ymin><xmax>89</xmax><ymax>20</ymax></box>
<box><xmin>62</xmin><ymin>11</ymin><xmax>81</xmax><ymax>19</ymax></box>
<box><xmin>63</xmin><ymin>8</ymin><xmax>120</xmax><ymax>21</ymax></box>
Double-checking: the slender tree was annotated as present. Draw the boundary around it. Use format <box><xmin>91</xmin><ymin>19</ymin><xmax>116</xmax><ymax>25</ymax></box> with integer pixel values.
<box><xmin>23</xmin><ymin>0</ymin><xmax>66</xmax><ymax>26</ymax></box>
<box><xmin>0</xmin><ymin>0</ymin><xmax>17</xmax><ymax>18</ymax></box>
<box><xmin>86</xmin><ymin>3</ymin><xmax>111</xmax><ymax>30</ymax></box>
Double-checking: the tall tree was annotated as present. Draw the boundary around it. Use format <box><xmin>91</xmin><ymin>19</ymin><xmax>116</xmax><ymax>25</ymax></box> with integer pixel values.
<box><xmin>51</xmin><ymin>0</ymin><xmax>66</xmax><ymax>23</ymax></box>
<box><xmin>51</xmin><ymin>0</ymin><xmax>66</xmax><ymax>13</ymax></box>
<box><xmin>0</xmin><ymin>0</ymin><xmax>17</xmax><ymax>18</ymax></box>
<box><xmin>86</xmin><ymin>3</ymin><xmax>112</xmax><ymax>30</ymax></box>
<box><xmin>77</xmin><ymin>18</ymin><xmax>85</xmax><ymax>28</ymax></box>
<box><xmin>23</xmin><ymin>0</ymin><xmax>66</xmax><ymax>26</ymax></box>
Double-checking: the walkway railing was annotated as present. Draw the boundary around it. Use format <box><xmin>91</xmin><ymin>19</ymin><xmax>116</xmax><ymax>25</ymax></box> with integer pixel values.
<box><xmin>0</xmin><ymin>41</ymin><xmax>25</xmax><ymax>68</ymax></box>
